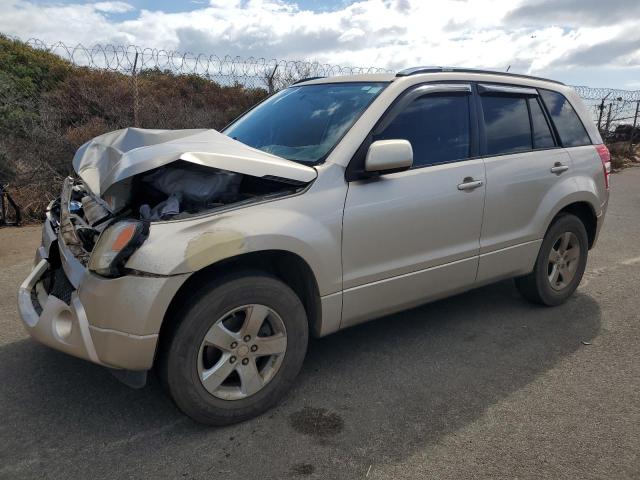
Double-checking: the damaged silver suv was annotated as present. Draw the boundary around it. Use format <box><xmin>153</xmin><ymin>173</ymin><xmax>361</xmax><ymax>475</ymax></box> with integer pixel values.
<box><xmin>19</xmin><ymin>67</ymin><xmax>609</xmax><ymax>425</ymax></box>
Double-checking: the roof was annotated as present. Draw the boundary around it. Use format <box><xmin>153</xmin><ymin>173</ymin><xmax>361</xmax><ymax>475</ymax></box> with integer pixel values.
<box><xmin>396</xmin><ymin>66</ymin><xmax>565</xmax><ymax>85</ymax></box>
<box><xmin>294</xmin><ymin>67</ymin><xmax>564</xmax><ymax>87</ymax></box>
<box><xmin>293</xmin><ymin>74</ymin><xmax>395</xmax><ymax>85</ymax></box>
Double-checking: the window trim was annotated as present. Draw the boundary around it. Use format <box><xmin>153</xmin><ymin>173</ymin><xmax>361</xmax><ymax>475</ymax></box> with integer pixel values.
<box><xmin>527</xmin><ymin>96</ymin><xmax>558</xmax><ymax>149</ymax></box>
<box><xmin>476</xmin><ymin>83</ymin><xmax>564</xmax><ymax>158</ymax></box>
<box><xmin>478</xmin><ymin>84</ymin><xmax>538</xmax><ymax>97</ymax></box>
<box><xmin>476</xmin><ymin>86</ymin><xmax>534</xmax><ymax>156</ymax></box>
<box><xmin>345</xmin><ymin>82</ymin><xmax>478</xmax><ymax>181</ymax></box>
<box><xmin>526</xmin><ymin>96</ymin><xmax>535</xmax><ymax>149</ymax></box>
<box><xmin>537</xmin><ymin>88</ymin><xmax>593</xmax><ymax>148</ymax></box>
<box><xmin>374</xmin><ymin>84</ymin><xmax>472</xmax><ymax>134</ymax></box>
<box><xmin>346</xmin><ymin>81</ymin><xmax>585</xmax><ymax>181</ymax></box>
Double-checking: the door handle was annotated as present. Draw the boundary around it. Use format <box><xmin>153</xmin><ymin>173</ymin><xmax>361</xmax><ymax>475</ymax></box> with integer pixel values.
<box><xmin>457</xmin><ymin>177</ymin><xmax>484</xmax><ymax>191</ymax></box>
<box><xmin>550</xmin><ymin>163</ymin><xmax>569</xmax><ymax>174</ymax></box>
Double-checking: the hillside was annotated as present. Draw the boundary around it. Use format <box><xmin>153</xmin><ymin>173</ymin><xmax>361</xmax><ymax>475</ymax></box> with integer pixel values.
<box><xmin>0</xmin><ymin>35</ymin><xmax>267</xmax><ymax>220</ymax></box>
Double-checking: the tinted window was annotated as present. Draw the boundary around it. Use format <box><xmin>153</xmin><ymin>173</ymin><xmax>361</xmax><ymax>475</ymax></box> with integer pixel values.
<box><xmin>481</xmin><ymin>95</ymin><xmax>531</xmax><ymax>155</ymax></box>
<box><xmin>540</xmin><ymin>90</ymin><xmax>591</xmax><ymax>147</ymax></box>
<box><xmin>529</xmin><ymin>98</ymin><xmax>555</xmax><ymax>149</ymax></box>
<box><xmin>374</xmin><ymin>94</ymin><xmax>470</xmax><ymax>167</ymax></box>
<box><xmin>224</xmin><ymin>83</ymin><xmax>386</xmax><ymax>163</ymax></box>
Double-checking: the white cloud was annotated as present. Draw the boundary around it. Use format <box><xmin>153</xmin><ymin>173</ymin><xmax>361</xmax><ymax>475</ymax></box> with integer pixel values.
<box><xmin>338</xmin><ymin>27</ymin><xmax>365</xmax><ymax>43</ymax></box>
<box><xmin>0</xmin><ymin>0</ymin><xmax>638</xmax><ymax>88</ymax></box>
<box><xmin>208</xmin><ymin>0</ymin><xmax>241</xmax><ymax>7</ymax></box>
<box><xmin>94</xmin><ymin>2</ymin><xmax>134</xmax><ymax>14</ymax></box>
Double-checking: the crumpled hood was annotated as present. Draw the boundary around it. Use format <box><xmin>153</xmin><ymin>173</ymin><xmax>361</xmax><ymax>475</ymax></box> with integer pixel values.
<box><xmin>72</xmin><ymin>127</ymin><xmax>318</xmax><ymax>196</ymax></box>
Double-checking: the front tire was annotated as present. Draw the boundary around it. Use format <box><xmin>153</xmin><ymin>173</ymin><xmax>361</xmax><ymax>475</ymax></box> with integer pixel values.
<box><xmin>159</xmin><ymin>272</ymin><xmax>308</xmax><ymax>425</ymax></box>
<box><xmin>515</xmin><ymin>213</ymin><xmax>588</xmax><ymax>306</ymax></box>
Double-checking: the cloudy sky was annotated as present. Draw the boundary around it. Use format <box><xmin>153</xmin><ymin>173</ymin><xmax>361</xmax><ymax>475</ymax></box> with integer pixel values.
<box><xmin>1</xmin><ymin>0</ymin><xmax>639</xmax><ymax>89</ymax></box>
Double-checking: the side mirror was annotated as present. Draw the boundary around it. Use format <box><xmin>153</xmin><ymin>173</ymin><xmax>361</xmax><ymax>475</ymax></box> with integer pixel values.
<box><xmin>365</xmin><ymin>140</ymin><xmax>413</xmax><ymax>174</ymax></box>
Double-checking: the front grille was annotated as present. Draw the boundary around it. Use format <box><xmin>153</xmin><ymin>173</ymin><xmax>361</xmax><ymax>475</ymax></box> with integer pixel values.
<box><xmin>30</xmin><ymin>266</ymin><xmax>74</xmax><ymax>314</ymax></box>
<box><xmin>31</xmin><ymin>289</ymin><xmax>43</xmax><ymax>315</ymax></box>
<box><xmin>48</xmin><ymin>267</ymin><xmax>75</xmax><ymax>305</ymax></box>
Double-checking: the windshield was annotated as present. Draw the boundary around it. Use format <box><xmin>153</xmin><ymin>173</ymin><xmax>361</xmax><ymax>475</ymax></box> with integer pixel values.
<box><xmin>224</xmin><ymin>82</ymin><xmax>387</xmax><ymax>164</ymax></box>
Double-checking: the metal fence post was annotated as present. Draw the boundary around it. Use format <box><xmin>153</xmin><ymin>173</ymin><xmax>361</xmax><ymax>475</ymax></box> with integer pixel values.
<box><xmin>131</xmin><ymin>52</ymin><xmax>140</xmax><ymax>128</ymax></box>
<box><xmin>0</xmin><ymin>185</ymin><xmax>5</xmax><ymax>227</ymax></box>
<box><xmin>597</xmin><ymin>98</ymin><xmax>606</xmax><ymax>133</ymax></box>
<box><xmin>604</xmin><ymin>103</ymin><xmax>613</xmax><ymax>137</ymax></box>
<box><xmin>267</xmin><ymin>65</ymin><xmax>278</xmax><ymax>95</ymax></box>
<box><xmin>0</xmin><ymin>184</ymin><xmax>22</xmax><ymax>227</ymax></box>
<box><xmin>630</xmin><ymin>100</ymin><xmax>640</xmax><ymax>154</ymax></box>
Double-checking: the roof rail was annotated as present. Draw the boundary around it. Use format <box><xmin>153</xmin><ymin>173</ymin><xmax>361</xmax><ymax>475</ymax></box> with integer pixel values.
<box><xmin>292</xmin><ymin>76</ymin><xmax>326</xmax><ymax>85</ymax></box>
<box><xmin>396</xmin><ymin>66</ymin><xmax>565</xmax><ymax>85</ymax></box>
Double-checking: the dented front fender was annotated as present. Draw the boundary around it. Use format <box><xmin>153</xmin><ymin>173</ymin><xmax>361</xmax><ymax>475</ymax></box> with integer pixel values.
<box><xmin>124</xmin><ymin>164</ymin><xmax>347</xmax><ymax>297</ymax></box>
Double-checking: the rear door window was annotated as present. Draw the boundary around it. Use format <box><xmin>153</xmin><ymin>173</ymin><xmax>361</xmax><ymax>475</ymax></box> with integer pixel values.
<box><xmin>539</xmin><ymin>90</ymin><xmax>591</xmax><ymax>147</ymax></box>
<box><xmin>528</xmin><ymin>97</ymin><xmax>555</xmax><ymax>149</ymax></box>
<box><xmin>481</xmin><ymin>96</ymin><xmax>531</xmax><ymax>155</ymax></box>
<box><xmin>374</xmin><ymin>94</ymin><xmax>471</xmax><ymax>167</ymax></box>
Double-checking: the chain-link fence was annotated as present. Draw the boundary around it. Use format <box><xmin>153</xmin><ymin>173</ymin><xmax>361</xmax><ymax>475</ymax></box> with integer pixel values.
<box><xmin>1</xmin><ymin>35</ymin><xmax>639</xmax><ymax>223</ymax></box>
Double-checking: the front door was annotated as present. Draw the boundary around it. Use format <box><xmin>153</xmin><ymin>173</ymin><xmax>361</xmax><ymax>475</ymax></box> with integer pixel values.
<box><xmin>341</xmin><ymin>84</ymin><xmax>485</xmax><ymax>327</ymax></box>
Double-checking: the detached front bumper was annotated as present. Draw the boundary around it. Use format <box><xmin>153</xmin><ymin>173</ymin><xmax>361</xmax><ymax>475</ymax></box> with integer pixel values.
<box><xmin>17</xmin><ymin>217</ymin><xmax>187</xmax><ymax>371</ymax></box>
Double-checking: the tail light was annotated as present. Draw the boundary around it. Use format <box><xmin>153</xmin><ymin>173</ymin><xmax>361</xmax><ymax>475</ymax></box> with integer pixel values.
<box><xmin>595</xmin><ymin>144</ymin><xmax>611</xmax><ymax>189</ymax></box>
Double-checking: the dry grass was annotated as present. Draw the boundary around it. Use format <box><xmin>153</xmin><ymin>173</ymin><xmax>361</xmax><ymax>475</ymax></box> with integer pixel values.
<box><xmin>608</xmin><ymin>142</ymin><xmax>640</xmax><ymax>171</ymax></box>
<box><xmin>2</xmin><ymin>35</ymin><xmax>270</xmax><ymax>224</ymax></box>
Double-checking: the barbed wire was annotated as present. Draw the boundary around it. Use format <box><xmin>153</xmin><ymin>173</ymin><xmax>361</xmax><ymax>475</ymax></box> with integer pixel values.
<box><xmin>573</xmin><ymin>85</ymin><xmax>640</xmax><ymax>102</ymax></box>
<box><xmin>10</xmin><ymin>35</ymin><xmax>640</xmax><ymax>104</ymax></box>
<box><xmin>10</xmin><ymin>36</ymin><xmax>640</xmax><ymax>144</ymax></box>
<box><xmin>20</xmin><ymin>37</ymin><xmax>392</xmax><ymax>90</ymax></box>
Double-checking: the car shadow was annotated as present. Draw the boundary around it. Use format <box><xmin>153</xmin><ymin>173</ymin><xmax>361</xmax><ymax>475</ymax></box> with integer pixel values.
<box><xmin>0</xmin><ymin>280</ymin><xmax>601</xmax><ymax>479</ymax></box>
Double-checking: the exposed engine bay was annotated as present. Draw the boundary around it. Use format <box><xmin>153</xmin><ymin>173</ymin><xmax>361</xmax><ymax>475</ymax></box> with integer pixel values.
<box><xmin>51</xmin><ymin>161</ymin><xmax>307</xmax><ymax>263</ymax></box>
<box><xmin>133</xmin><ymin>160</ymin><xmax>306</xmax><ymax>221</ymax></box>
<box><xmin>49</xmin><ymin>127</ymin><xmax>316</xmax><ymax>274</ymax></box>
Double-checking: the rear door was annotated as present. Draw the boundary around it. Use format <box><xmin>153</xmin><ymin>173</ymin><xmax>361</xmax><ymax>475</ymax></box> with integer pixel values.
<box><xmin>538</xmin><ymin>89</ymin><xmax>607</xmax><ymax>204</ymax></box>
<box><xmin>476</xmin><ymin>84</ymin><xmax>573</xmax><ymax>283</ymax></box>
<box><xmin>341</xmin><ymin>84</ymin><xmax>485</xmax><ymax>326</ymax></box>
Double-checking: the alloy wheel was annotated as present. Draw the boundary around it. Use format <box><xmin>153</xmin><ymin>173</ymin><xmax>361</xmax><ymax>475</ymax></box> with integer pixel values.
<box><xmin>197</xmin><ymin>304</ymin><xmax>287</xmax><ymax>400</ymax></box>
<box><xmin>547</xmin><ymin>231</ymin><xmax>581</xmax><ymax>291</ymax></box>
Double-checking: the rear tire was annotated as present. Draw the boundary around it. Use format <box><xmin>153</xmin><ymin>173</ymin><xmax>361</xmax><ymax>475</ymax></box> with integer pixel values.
<box><xmin>515</xmin><ymin>213</ymin><xmax>588</xmax><ymax>306</ymax></box>
<box><xmin>159</xmin><ymin>272</ymin><xmax>308</xmax><ymax>425</ymax></box>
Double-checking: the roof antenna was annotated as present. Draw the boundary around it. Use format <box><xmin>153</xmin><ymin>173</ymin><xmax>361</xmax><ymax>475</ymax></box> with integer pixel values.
<box><xmin>506</xmin><ymin>65</ymin><xmax>511</xmax><ymax>72</ymax></box>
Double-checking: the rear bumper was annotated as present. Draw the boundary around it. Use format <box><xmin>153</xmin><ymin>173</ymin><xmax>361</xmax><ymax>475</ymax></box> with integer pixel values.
<box><xmin>592</xmin><ymin>196</ymin><xmax>608</xmax><ymax>248</ymax></box>
<box><xmin>17</xmin><ymin>218</ymin><xmax>187</xmax><ymax>371</ymax></box>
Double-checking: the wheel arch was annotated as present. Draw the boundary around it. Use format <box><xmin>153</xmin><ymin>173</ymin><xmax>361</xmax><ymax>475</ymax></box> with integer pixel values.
<box><xmin>548</xmin><ymin>200</ymin><xmax>598</xmax><ymax>249</ymax></box>
<box><xmin>157</xmin><ymin>249</ymin><xmax>323</xmax><ymax>364</ymax></box>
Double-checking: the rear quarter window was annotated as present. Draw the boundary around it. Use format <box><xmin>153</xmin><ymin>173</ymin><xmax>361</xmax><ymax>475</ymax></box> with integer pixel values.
<box><xmin>539</xmin><ymin>90</ymin><xmax>591</xmax><ymax>147</ymax></box>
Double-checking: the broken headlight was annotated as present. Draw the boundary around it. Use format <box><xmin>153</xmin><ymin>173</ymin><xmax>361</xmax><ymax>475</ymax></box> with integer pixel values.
<box><xmin>88</xmin><ymin>220</ymin><xmax>149</xmax><ymax>277</ymax></box>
